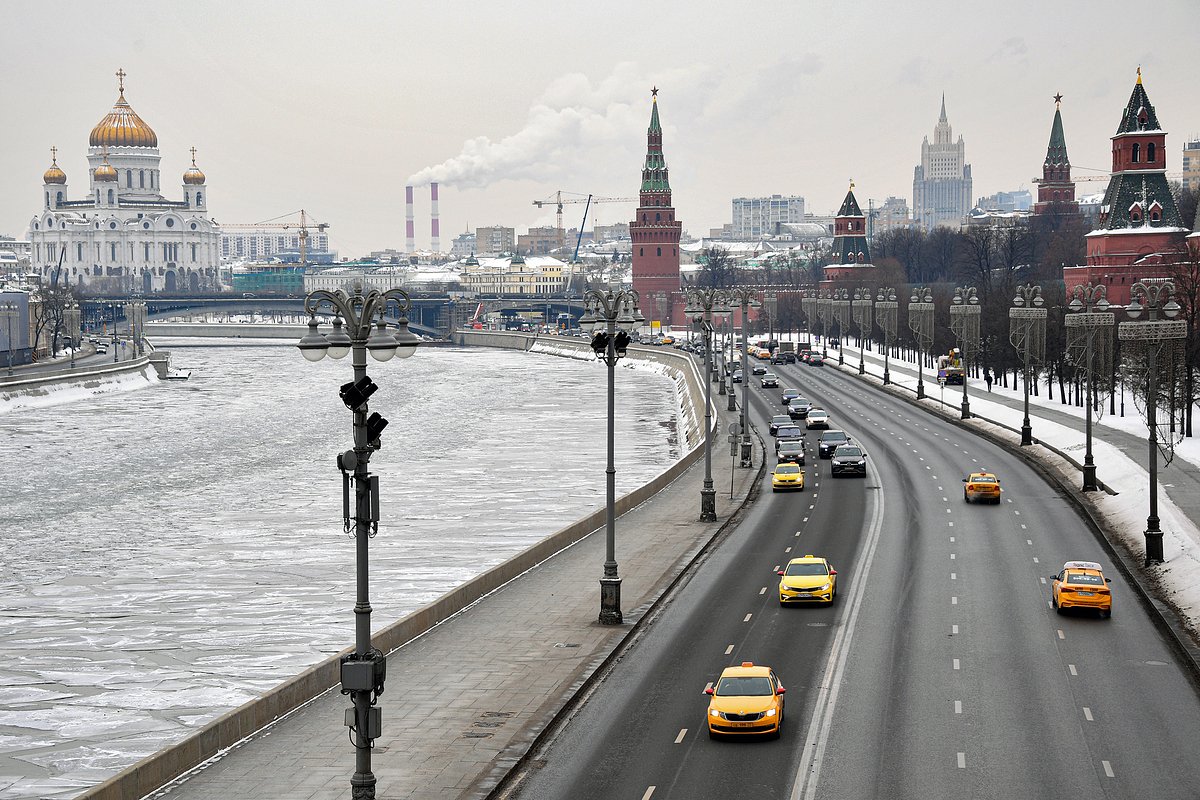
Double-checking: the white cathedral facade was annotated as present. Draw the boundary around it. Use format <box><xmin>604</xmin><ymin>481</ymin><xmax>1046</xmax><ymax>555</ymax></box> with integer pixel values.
<box><xmin>30</xmin><ymin>71</ymin><xmax>221</xmax><ymax>293</ymax></box>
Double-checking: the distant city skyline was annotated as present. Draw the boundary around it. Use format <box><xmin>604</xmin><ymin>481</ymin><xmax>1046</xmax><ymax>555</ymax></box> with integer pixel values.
<box><xmin>2</xmin><ymin>1</ymin><xmax>1196</xmax><ymax>256</ymax></box>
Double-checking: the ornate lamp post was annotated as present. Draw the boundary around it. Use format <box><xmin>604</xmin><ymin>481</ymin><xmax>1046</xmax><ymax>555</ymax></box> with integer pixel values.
<box><xmin>1009</xmin><ymin>285</ymin><xmax>1048</xmax><ymax>447</ymax></box>
<box><xmin>579</xmin><ymin>287</ymin><xmax>645</xmax><ymax>624</ymax></box>
<box><xmin>64</xmin><ymin>302</ymin><xmax>81</xmax><ymax>368</ymax></box>
<box><xmin>1118</xmin><ymin>281</ymin><xmax>1187</xmax><ymax>565</ymax></box>
<box><xmin>801</xmin><ymin>289</ymin><xmax>817</xmax><ymax>350</ymax></box>
<box><xmin>1066</xmin><ymin>283</ymin><xmax>1113</xmax><ymax>487</ymax></box>
<box><xmin>296</xmin><ymin>280</ymin><xmax>420</xmax><ymax>800</ymax></box>
<box><xmin>831</xmin><ymin>288</ymin><xmax>850</xmax><ymax>365</ymax></box>
<box><xmin>908</xmin><ymin>287</ymin><xmax>935</xmax><ymax>399</ymax></box>
<box><xmin>851</xmin><ymin>287</ymin><xmax>873</xmax><ymax>375</ymax></box>
<box><xmin>107</xmin><ymin>303</ymin><xmax>120</xmax><ymax>363</ymax></box>
<box><xmin>876</xmin><ymin>288</ymin><xmax>898</xmax><ymax>385</ymax></box>
<box><xmin>816</xmin><ymin>289</ymin><xmax>832</xmax><ymax>359</ymax></box>
<box><xmin>685</xmin><ymin>287</ymin><xmax>732</xmax><ymax>521</ymax></box>
<box><xmin>728</xmin><ymin>286</ymin><xmax>760</xmax><ymax>467</ymax></box>
<box><xmin>126</xmin><ymin>301</ymin><xmax>148</xmax><ymax>358</ymax></box>
<box><xmin>765</xmin><ymin>290</ymin><xmax>777</xmax><ymax>350</ymax></box>
<box><xmin>1</xmin><ymin>303</ymin><xmax>18</xmax><ymax>376</ymax></box>
<box><xmin>949</xmin><ymin>286</ymin><xmax>981</xmax><ymax>419</ymax></box>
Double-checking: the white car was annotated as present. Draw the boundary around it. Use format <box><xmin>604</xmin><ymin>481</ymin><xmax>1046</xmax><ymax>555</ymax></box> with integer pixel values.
<box><xmin>805</xmin><ymin>409</ymin><xmax>830</xmax><ymax>429</ymax></box>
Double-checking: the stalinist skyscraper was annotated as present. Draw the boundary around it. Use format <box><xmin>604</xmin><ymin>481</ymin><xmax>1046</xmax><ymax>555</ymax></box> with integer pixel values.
<box><xmin>913</xmin><ymin>96</ymin><xmax>972</xmax><ymax>230</ymax></box>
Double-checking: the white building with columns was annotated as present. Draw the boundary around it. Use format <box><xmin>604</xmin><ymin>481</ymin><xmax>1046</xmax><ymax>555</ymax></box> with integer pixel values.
<box><xmin>29</xmin><ymin>70</ymin><xmax>221</xmax><ymax>293</ymax></box>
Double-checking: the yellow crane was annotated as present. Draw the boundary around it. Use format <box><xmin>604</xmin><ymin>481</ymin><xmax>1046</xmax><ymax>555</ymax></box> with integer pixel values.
<box><xmin>218</xmin><ymin>209</ymin><xmax>330</xmax><ymax>268</ymax></box>
<box><xmin>532</xmin><ymin>191</ymin><xmax>636</xmax><ymax>254</ymax></box>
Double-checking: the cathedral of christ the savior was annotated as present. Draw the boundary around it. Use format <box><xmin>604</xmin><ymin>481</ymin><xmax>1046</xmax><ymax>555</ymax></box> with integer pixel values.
<box><xmin>29</xmin><ymin>70</ymin><xmax>221</xmax><ymax>294</ymax></box>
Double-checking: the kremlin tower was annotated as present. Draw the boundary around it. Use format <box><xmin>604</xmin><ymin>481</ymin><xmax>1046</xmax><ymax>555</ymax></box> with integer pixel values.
<box><xmin>630</xmin><ymin>88</ymin><xmax>683</xmax><ymax>324</ymax></box>
<box><xmin>1032</xmin><ymin>94</ymin><xmax>1079</xmax><ymax>218</ymax></box>
<box><xmin>822</xmin><ymin>182</ymin><xmax>877</xmax><ymax>285</ymax></box>
<box><xmin>1063</xmin><ymin>69</ymin><xmax>1188</xmax><ymax>305</ymax></box>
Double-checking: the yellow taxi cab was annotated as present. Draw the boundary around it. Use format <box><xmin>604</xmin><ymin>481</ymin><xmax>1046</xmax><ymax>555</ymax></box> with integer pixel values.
<box><xmin>704</xmin><ymin>662</ymin><xmax>785</xmax><ymax>739</ymax></box>
<box><xmin>962</xmin><ymin>471</ymin><xmax>1002</xmax><ymax>504</ymax></box>
<box><xmin>1051</xmin><ymin>560</ymin><xmax>1113</xmax><ymax>618</ymax></box>
<box><xmin>776</xmin><ymin>555</ymin><xmax>837</xmax><ymax>605</ymax></box>
<box><xmin>771</xmin><ymin>463</ymin><xmax>805</xmax><ymax>492</ymax></box>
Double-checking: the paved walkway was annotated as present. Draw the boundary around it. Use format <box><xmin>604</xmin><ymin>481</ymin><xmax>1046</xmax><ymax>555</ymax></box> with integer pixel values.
<box><xmin>153</xmin><ymin>383</ymin><xmax>761</xmax><ymax>800</ymax></box>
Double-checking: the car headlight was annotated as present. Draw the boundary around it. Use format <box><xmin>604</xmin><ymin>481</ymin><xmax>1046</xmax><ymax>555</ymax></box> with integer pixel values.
<box><xmin>819</xmin><ymin>583</ymin><xmax>831</xmax><ymax>591</ymax></box>
<box><xmin>710</xmin><ymin>708</ymin><xmax>720</xmax><ymax>718</ymax></box>
<box><xmin>765</xmin><ymin>708</ymin><xmax>776</xmax><ymax>717</ymax></box>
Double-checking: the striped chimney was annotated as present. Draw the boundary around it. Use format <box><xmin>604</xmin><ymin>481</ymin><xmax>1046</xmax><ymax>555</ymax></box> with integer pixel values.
<box><xmin>430</xmin><ymin>182</ymin><xmax>441</xmax><ymax>253</ymax></box>
<box><xmin>405</xmin><ymin>185</ymin><xmax>415</xmax><ymax>254</ymax></box>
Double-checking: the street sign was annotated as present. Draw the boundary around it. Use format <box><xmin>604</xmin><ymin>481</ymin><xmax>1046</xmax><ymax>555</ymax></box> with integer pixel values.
<box><xmin>728</xmin><ymin>422</ymin><xmax>742</xmax><ymax>436</ymax></box>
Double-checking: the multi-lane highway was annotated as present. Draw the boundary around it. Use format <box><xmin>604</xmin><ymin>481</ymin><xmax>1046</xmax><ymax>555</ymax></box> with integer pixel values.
<box><xmin>502</xmin><ymin>355</ymin><xmax>1200</xmax><ymax>799</ymax></box>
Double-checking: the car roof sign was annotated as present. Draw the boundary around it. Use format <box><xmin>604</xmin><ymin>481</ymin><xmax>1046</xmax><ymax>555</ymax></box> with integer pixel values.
<box><xmin>1062</xmin><ymin>560</ymin><xmax>1103</xmax><ymax>571</ymax></box>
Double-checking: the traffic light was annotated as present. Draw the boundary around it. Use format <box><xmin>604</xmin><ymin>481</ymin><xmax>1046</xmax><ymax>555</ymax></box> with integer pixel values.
<box><xmin>591</xmin><ymin>330</ymin><xmax>610</xmax><ymax>355</ymax></box>
<box><xmin>613</xmin><ymin>330</ymin><xmax>631</xmax><ymax>357</ymax></box>
<box><xmin>339</xmin><ymin>376</ymin><xmax>378</xmax><ymax>410</ymax></box>
<box><xmin>365</xmin><ymin>412</ymin><xmax>389</xmax><ymax>449</ymax></box>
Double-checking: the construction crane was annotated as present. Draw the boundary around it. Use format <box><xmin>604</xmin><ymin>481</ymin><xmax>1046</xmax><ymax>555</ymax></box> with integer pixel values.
<box><xmin>218</xmin><ymin>209</ymin><xmax>330</xmax><ymax>268</ymax></box>
<box><xmin>532</xmin><ymin>191</ymin><xmax>635</xmax><ymax>254</ymax></box>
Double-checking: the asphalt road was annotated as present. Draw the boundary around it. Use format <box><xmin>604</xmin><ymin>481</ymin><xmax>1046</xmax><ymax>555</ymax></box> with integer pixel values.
<box><xmin>503</xmin><ymin>357</ymin><xmax>1200</xmax><ymax>800</ymax></box>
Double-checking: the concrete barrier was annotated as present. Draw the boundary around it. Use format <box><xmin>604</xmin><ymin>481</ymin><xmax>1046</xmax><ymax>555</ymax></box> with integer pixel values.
<box><xmin>0</xmin><ymin>357</ymin><xmax>155</xmax><ymax>406</ymax></box>
<box><xmin>79</xmin><ymin>332</ymin><xmax>714</xmax><ymax>800</ymax></box>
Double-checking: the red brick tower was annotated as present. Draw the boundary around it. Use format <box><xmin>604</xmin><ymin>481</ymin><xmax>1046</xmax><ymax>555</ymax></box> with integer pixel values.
<box><xmin>822</xmin><ymin>181</ymin><xmax>878</xmax><ymax>285</ymax></box>
<box><xmin>1032</xmin><ymin>94</ymin><xmax>1079</xmax><ymax>217</ymax></box>
<box><xmin>631</xmin><ymin>88</ymin><xmax>683</xmax><ymax>324</ymax></box>
<box><xmin>1064</xmin><ymin>69</ymin><xmax>1188</xmax><ymax>305</ymax></box>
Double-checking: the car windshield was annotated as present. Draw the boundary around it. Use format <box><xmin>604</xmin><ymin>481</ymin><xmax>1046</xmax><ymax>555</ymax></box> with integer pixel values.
<box><xmin>820</xmin><ymin>432</ymin><xmax>848</xmax><ymax>443</ymax></box>
<box><xmin>772</xmin><ymin>416</ymin><xmax>791</xmax><ymax>424</ymax></box>
<box><xmin>785</xmin><ymin>562</ymin><xmax>827</xmax><ymax>576</ymax></box>
<box><xmin>779</xmin><ymin>429</ymin><xmax>801</xmax><ymax>437</ymax></box>
<box><xmin>715</xmin><ymin>676</ymin><xmax>773</xmax><ymax>697</ymax></box>
<box><xmin>1066</xmin><ymin>572</ymin><xmax>1104</xmax><ymax>585</ymax></box>
<box><xmin>775</xmin><ymin>465</ymin><xmax>800</xmax><ymax>475</ymax></box>
<box><xmin>835</xmin><ymin>447</ymin><xmax>863</xmax><ymax>457</ymax></box>
<box><xmin>778</xmin><ymin>442</ymin><xmax>803</xmax><ymax>453</ymax></box>
<box><xmin>809</xmin><ymin>410</ymin><xmax>827</xmax><ymax>417</ymax></box>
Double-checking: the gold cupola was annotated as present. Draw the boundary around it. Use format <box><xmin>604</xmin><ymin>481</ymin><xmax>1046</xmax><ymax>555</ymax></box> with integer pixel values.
<box><xmin>43</xmin><ymin>146</ymin><xmax>66</xmax><ymax>184</ymax></box>
<box><xmin>89</xmin><ymin>68</ymin><xmax>158</xmax><ymax>149</ymax></box>
<box><xmin>93</xmin><ymin>150</ymin><xmax>117</xmax><ymax>182</ymax></box>
<box><xmin>182</xmin><ymin>147</ymin><xmax>206</xmax><ymax>185</ymax></box>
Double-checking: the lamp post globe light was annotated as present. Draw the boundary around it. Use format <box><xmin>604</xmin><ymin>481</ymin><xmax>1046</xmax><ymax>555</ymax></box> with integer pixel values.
<box><xmin>578</xmin><ymin>286</ymin><xmax>645</xmax><ymax>625</ymax></box>
<box><xmin>1065</xmin><ymin>283</ymin><xmax>1113</xmax><ymax>487</ymax></box>
<box><xmin>295</xmin><ymin>280</ymin><xmax>419</xmax><ymax>800</ymax></box>
<box><xmin>852</xmin><ymin>287</ymin><xmax>873</xmax><ymax>376</ymax></box>
<box><xmin>908</xmin><ymin>287</ymin><xmax>935</xmax><ymax>399</ymax></box>
<box><xmin>685</xmin><ymin>287</ymin><xmax>732</xmax><ymax>521</ymax></box>
<box><xmin>1118</xmin><ymin>280</ymin><xmax>1187</xmax><ymax>565</ymax></box>
<box><xmin>1009</xmin><ymin>284</ymin><xmax>1048</xmax><ymax>448</ymax></box>
<box><xmin>727</xmin><ymin>286</ymin><xmax>760</xmax><ymax>467</ymax></box>
<box><xmin>949</xmin><ymin>286</ymin><xmax>981</xmax><ymax>419</ymax></box>
<box><xmin>875</xmin><ymin>288</ymin><xmax>898</xmax><ymax>385</ymax></box>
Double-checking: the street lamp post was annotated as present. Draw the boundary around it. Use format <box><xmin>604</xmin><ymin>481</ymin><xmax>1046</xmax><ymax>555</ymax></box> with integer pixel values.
<box><xmin>579</xmin><ymin>287</ymin><xmax>645</xmax><ymax>624</ymax></box>
<box><xmin>1118</xmin><ymin>280</ymin><xmax>1187</xmax><ymax>565</ymax></box>
<box><xmin>801</xmin><ymin>290</ymin><xmax>816</xmax><ymax>350</ymax></box>
<box><xmin>1010</xmin><ymin>284</ymin><xmax>1048</xmax><ymax>447</ymax></box>
<box><xmin>728</xmin><ymin>287</ymin><xmax>761</xmax><ymax>467</ymax></box>
<box><xmin>685</xmin><ymin>287</ymin><xmax>731</xmax><ymax>521</ymax></box>
<box><xmin>1</xmin><ymin>303</ymin><xmax>18</xmax><ymax>376</ymax></box>
<box><xmin>765</xmin><ymin>290</ymin><xmax>777</xmax><ymax>351</ymax></box>
<box><xmin>127</xmin><ymin>301</ymin><xmax>147</xmax><ymax>357</ymax></box>
<box><xmin>949</xmin><ymin>286</ymin><xmax>981</xmax><ymax>419</ymax></box>
<box><xmin>831</xmin><ymin>288</ymin><xmax>850</xmax><ymax>366</ymax></box>
<box><xmin>908</xmin><ymin>287</ymin><xmax>935</xmax><ymax>399</ymax></box>
<box><xmin>816</xmin><ymin>289</ymin><xmax>831</xmax><ymax>359</ymax></box>
<box><xmin>64</xmin><ymin>303</ymin><xmax>81</xmax><ymax>368</ymax></box>
<box><xmin>876</xmin><ymin>288</ymin><xmax>898</xmax><ymax>385</ymax></box>
<box><xmin>851</xmin><ymin>287</ymin><xmax>872</xmax><ymax>375</ymax></box>
<box><xmin>295</xmin><ymin>280</ymin><xmax>420</xmax><ymax>800</ymax></box>
<box><xmin>1066</xmin><ymin>283</ymin><xmax>1113</xmax><ymax>488</ymax></box>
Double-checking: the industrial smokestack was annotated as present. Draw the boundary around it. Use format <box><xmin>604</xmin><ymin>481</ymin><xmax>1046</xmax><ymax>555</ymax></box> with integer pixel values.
<box><xmin>405</xmin><ymin>185</ymin><xmax>415</xmax><ymax>254</ymax></box>
<box><xmin>430</xmin><ymin>182</ymin><xmax>441</xmax><ymax>253</ymax></box>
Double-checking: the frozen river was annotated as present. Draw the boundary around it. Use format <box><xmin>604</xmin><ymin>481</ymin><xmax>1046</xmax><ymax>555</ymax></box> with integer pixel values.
<box><xmin>0</xmin><ymin>341</ymin><xmax>685</xmax><ymax>799</ymax></box>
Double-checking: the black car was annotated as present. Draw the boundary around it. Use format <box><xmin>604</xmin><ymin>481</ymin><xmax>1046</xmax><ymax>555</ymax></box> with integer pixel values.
<box><xmin>817</xmin><ymin>430</ymin><xmax>851</xmax><ymax>459</ymax></box>
<box><xmin>769</xmin><ymin>415</ymin><xmax>793</xmax><ymax>435</ymax></box>
<box><xmin>783</xmin><ymin>352</ymin><xmax>798</xmax><ymax>363</ymax></box>
<box><xmin>830</xmin><ymin>444</ymin><xmax>867</xmax><ymax>476</ymax></box>
<box><xmin>761</xmin><ymin>373</ymin><xmax>779</xmax><ymax>388</ymax></box>
<box><xmin>788</xmin><ymin>397</ymin><xmax>813</xmax><ymax>419</ymax></box>
<box><xmin>809</xmin><ymin>355</ymin><xmax>826</xmax><ymax>367</ymax></box>
<box><xmin>780</xmin><ymin>389</ymin><xmax>801</xmax><ymax>406</ymax></box>
<box><xmin>771</xmin><ymin>354</ymin><xmax>787</xmax><ymax>365</ymax></box>
<box><xmin>751</xmin><ymin>364</ymin><xmax>768</xmax><ymax>376</ymax></box>
<box><xmin>775</xmin><ymin>425</ymin><xmax>804</xmax><ymax>448</ymax></box>
<box><xmin>776</xmin><ymin>439</ymin><xmax>806</xmax><ymax>465</ymax></box>
<box><xmin>732</xmin><ymin>371</ymin><xmax>743</xmax><ymax>383</ymax></box>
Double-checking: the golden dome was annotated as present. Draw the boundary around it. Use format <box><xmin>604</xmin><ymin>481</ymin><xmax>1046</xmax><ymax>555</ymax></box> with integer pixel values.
<box><xmin>89</xmin><ymin>71</ymin><xmax>158</xmax><ymax>148</ymax></box>
<box><xmin>182</xmin><ymin>148</ymin><xmax>205</xmax><ymax>185</ymax></box>
<box><xmin>93</xmin><ymin>153</ymin><xmax>117</xmax><ymax>182</ymax></box>
<box><xmin>43</xmin><ymin>147</ymin><xmax>66</xmax><ymax>184</ymax></box>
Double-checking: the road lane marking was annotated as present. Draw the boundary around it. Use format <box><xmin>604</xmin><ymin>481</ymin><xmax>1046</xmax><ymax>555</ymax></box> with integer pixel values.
<box><xmin>946</xmin><ymin>509</ymin><xmax>952</xmax><ymax>514</ymax></box>
<box><xmin>1033</xmin><ymin>557</ymin><xmax>1040</xmax><ymax>564</ymax></box>
<box><xmin>675</xmin><ymin>729</ymin><xmax>687</xmax><ymax>743</ymax></box>
<box><xmin>1027</xmin><ymin>539</ymin><xmax>1033</xmax><ymax>545</ymax></box>
<box><xmin>951</xmin><ymin>573</ymin><xmax>957</xmax><ymax>580</ymax></box>
<box><xmin>1040</xmin><ymin>577</ymin><xmax>1047</xmax><ymax>584</ymax></box>
<box><xmin>785</xmin><ymin>547</ymin><xmax>792</xmax><ymax>553</ymax></box>
<box><xmin>1014</xmin><ymin>510</ymin><xmax>1021</xmax><ymax>516</ymax></box>
<box><xmin>948</xmin><ymin>522</ymin><xmax>954</xmax><ymax>527</ymax></box>
<box><xmin>953</xmin><ymin>659</ymin><xmax>960</xmax><ymax>670</ymax></box>
<box><xmin>795</xmin><ymin>532</ymin><xmax>801</xmax><ymax>537</ymax></box>
<box><xmin>950</xmin><ymin>553</ymin><xmax>956</xmax><ymax>560</ymax></box>
<box><xmin>951</xmin><ymin>624</ymin><xmax>959</xmax><ymax>634</ymax></box>
<box><xmin>774</xmin><ymin>565</ymin><xmax>781</xmax><ymax>572</ymax></box>
<box><xmin>1021</xmin><ymin>524</ymin><xmax>1028</xmax><ymax>530</ymax></box>
<box><xmin>957</xmin><ymin>752</ymin><xmax>966</xmax><ymax>769</ymax></box>
<box><xmin>791</xmin><ymin>465</ymin><xmax>887</xmax><ymax>800</ymax></box>
<box><xmin>950</xmin><ymin>536</ymin><xmax>956</xmax><ymax>542</ymax></box>
<box><xmin>942</xmin><ymin>497</ymin><xmax>948</xmax><ymax>502</ymax></box>
<box><xmin>760</xmin><ymin>587</ymin><xmax>767</xmax><ymax>595</ymax></box>
<box><xmin>704</xmin><ymin>682</ymin><xmax>713</xmax><ymax>692</ymax></box>
<box><xmin>1069</xmin><ymin>664</ymin><xmax>1078</xmax><ymax>676</ymax></box>
<box><xmin>725</xmin><ymin>645</ymin><xmax>734</xmax><ymax>655</ymax></box>
<box><xmin>1057</xmin><ymin>630</ymin><xmax>1065</xmax><ymax>640</ymax></box>
<box><xmin>803</xmin><ymin>517</ymin><xmax>809</xmax><ymax>523</ymax></box>
<box><xmin>643</xmin><ymin>787</ymin><xmax>656</xmax><ymax>800</ymax></box>
<box><xmin>954</xmin><ymin>700</ymin><xmax>962</xmax><ymax>714</ymax></box>
<box><xmin>744</xmin><ymin>613</ymin><xmax>753</xmax><ymax>622</ymax></box>
<box><xmin>1103</xmin><ymin>761</ymin><xmax>1115</xmax><ymax>778</ymax></box>
<box><xmin>952</xmin><ymin>596</ymin><xmax>958</xmax><ymax>605</ymax></box>
<box><xmin>1083</xmin><ymin>707</ymin><xmax>1093</xmax><ymax>721</ymax></box>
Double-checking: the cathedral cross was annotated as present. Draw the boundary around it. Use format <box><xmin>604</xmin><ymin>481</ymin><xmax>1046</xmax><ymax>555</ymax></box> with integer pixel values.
<box><xmin>116</xmin><ymin>68</ymin><xmax>126</xmax><ymax>92</ymax></box>
<box><xmin>50</xmin><ymin>145</ymin><xmax>57</xmax><ymax>163</ymax></box>
<box><xmin>190</xmin><ymin>146</ymin><xmax>197</xmax><ymax>164</ymax></box>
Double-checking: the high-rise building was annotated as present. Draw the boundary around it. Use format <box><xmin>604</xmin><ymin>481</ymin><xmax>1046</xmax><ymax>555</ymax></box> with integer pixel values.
<box><xmin>1182</xmin><ymin>139</ymin><xmax>1200</xmax><ymax>192</ymax></box>
<box><xmin>1064</xmin><ymin>69</ymin><xmax>1188</xmax><ymax>305</ymax></box>
<box><xmin>731</xmin><ymin>195</ymin><xmax>806</xmax><ymax>239</ymax></box>
<box><xmin>871</xmin><ymin>197</ymin><xmax>913</xmax><ymax>235</ymax></box>
<box><xmin>913</xmin><ymin>96</ymin><xmax>972</xmax><ymax>231</ymax></box>
<box><xmin>474</xmin><ymin>226</ymin><xmax>515</xmax><ymax>256</ymax></box>
<box><xmin>630</xmin><ymin>89</ymin><xmax>683</xmax><ymax>324</ymax></box>
<box><xmin>1033</xmin><ymin>95</ymin><xmax>1079</xmax><ymax>219</ymax></box>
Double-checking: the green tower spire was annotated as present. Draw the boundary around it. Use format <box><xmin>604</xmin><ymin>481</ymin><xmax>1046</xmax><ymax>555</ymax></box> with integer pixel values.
<box><xmin>641</xmin><ymin>88</ymin><xmax>670</xmax><ymax>193</ymax></box>
<box><xmin>1044</xmin><ymin>96</ymin><xmax>1069</xmax><ymax>168</ymax></box>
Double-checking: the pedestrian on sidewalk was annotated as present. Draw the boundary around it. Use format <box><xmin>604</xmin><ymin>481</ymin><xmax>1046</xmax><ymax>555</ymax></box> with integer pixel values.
<box><xmin>984</xmin><ymin>368</ymin><xmax>993</xmax><ymax>393</ymax></box>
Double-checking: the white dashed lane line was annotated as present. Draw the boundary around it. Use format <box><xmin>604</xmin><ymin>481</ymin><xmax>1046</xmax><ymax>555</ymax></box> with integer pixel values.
<box><xmin>725</xmin><ymin>645</ymin><xmax>734</xmax><ymax>655</ymax></box>
<box><xmin>953</xmin><ymin>659</ymin><xmax>961</xmax><ymax>670</ymax></box>
<box><xmin>674</xmin><ymin>729</ymin><xmax>688</xmax><ymax>743</ymax></box>
<box><xmin>642</xmin><ymin>787</ymin><xmax>656</xmax><ymax>800</ymax></box>
<box><xmin>951</xmin><ymin>573</ymin><xmax>957</xmax><ymax>580</ymax></box>
<box><xmin>744</xmin><ymin>613</ymin><xmax>753</xmax><ymax>622</ymax></box>
<box><xmin>957</xmin><ymin>753</ymin><xmax>966</xmax><ymax>769</ymax></box>
<box><xmin>1083</xmin><ymin>707</ymin><xmax>1094</xmax><ymax>721</ymax></box>
<box><xmin>1103</xmin><ymin>761</ymin><xmax>1115</xmax><ymax>778</ymax></box>
<box><xmin>759</xmin><ymin>587</ymin><xmax>767</xmax><ymax>595</ymax></box>
<box><xmin>951</xmin><ymin>624</ymin><xmax>959</xmax><ymax>634</ymax></box>
<box><xmin>954</xmin><ymin>700</ymin><xmax>962</xmax><ymax>714</ymax></box>
<box><xmin>1057</xmin><ymin>630</ymin><xmax>1065</xmax><ymax>640</ymax></box>
<box><xmin>1069</xmin><ymin>664</ymin><xmax>1078</xmax><ymax>676</ymax></box>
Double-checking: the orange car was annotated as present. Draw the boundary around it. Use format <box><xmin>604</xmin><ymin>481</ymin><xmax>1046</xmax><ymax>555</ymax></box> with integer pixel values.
<box><xmin>1051</xmin><ymin>560</ymin><xmax>1113</xmax><ymax>618</ymax></box>
<box><xmin>705</xmin><ymin>662</ymin><xmax>786</xmax><ymax>739</ymax></box>
<box><xmin>962</xmin><ymin>472</ymin><xmax>1002</xmax><ymax>504</ymax></box>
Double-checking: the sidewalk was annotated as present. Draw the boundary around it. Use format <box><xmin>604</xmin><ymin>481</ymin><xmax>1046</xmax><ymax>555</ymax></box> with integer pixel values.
<box><xmin>148</xmin><ymin>378</ymin><xmax>762</xmax><ymax>800</ymax></box>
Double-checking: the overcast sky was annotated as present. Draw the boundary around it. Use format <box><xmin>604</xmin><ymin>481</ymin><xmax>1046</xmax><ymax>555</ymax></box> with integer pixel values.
<box><xmin>3</xmin><ymin>1</ymin><xmax>1196</xmax><ymax>256</ymax></box>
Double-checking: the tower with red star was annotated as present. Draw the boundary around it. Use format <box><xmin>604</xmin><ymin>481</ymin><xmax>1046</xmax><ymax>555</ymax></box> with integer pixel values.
<box><xmin>630</xmin><ymin>88</ymin><xmax>683</xmax><ymax>324</ymax></box>
<box><xmin>1032</xmin><ymin>94</ymin><xmax>1079</xmax><ymax>218</ymax></box>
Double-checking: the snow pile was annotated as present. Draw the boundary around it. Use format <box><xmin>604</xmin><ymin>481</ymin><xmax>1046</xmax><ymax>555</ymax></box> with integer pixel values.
<box><xmin>0</xmin><ymin>364</ymin><xmax>159</xmax><ymax>416</ymax></box>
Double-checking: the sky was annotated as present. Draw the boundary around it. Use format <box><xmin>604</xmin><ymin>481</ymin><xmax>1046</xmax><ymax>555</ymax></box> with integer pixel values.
<box><xmin>3</xmin><ymin>0</ymin><xmax>1197</xmax><ymax>257</ymax></box>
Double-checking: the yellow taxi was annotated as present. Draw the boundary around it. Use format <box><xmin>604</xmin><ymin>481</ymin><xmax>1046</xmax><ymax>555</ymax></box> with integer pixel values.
<box><xmin>962</xmin><ymin>471</ymin><xmax>1002</xmax><ymax>504</ymax></box>
<box><xmin>1051</xmin><ymin>560</ymin><xmax>1113</xmax><ymax>618</ymax></box>
<box><xmin>771</xmin><ymin>463</ymin><xmax>805</xmax><ymax>492</ymax></box>
<box><xmin>777</xmin><ymin>555</ymin><xmax>837</xmax><ymax>605</ymax></box>
<box><xmin>705</xmin><ymin>662</ymin><xmax>785</xmax><ymax>739</ymax></box>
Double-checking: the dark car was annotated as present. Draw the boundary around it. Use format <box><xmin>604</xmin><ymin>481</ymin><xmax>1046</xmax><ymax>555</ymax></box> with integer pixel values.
<box><xmin>752</xmin><ymin>364</ymin><xmax>768</xmax><ymax>376</ymax></box>
<box><xmin>780</xmin><ymin>389</ymin><xmax>801</xmax><ymax>405</ymax></box>
<box><xmin>771</xmin><ymin>354</ymin><xmax>787</xmax><ymax>364</ymax></box>
<box><xmin>809</xmin><ymin>355</ymin><xmax>826</xmax><ymax>367</ymax></box>
<box><xmin>761</xmin><ymin>373</ymin><xmax>779</xmax><ymax>388</ymax></box>
<box><xmin>769</xmin><ymin>415</ymin><xmax>793</xmax><ymax>435</ymax></box>
<box><xmin>776</xmin><ymin>440</ymin><xmax>806</xmax><ymax>465</ymax></box>
<box><xmin>782</xmin><ymin>352</ymin><xmax>798</xmax><ymax>364</ymax></box>
<box><xmin>817</xmin><ymin>430</ymin><xmax>851</xmax><ymax>459</ymax></box>
<box><xmin>732</xmin><ymin>370</ymin><xmax>743</xmax><ymax>383</ymax></box>
<box><xmin>830</xmin><ymin>444</ymin><xmax>867</xmax><ymax>477</ymax></box>
<box><xmin>788</xmin><ymin>397</ymin><xmax>813</xmax><ymax>419</ymax></box>
<box><xmin>775</xmin><ymin>425</ymin><xmax>804</xmax><ymax>448</ymax></box>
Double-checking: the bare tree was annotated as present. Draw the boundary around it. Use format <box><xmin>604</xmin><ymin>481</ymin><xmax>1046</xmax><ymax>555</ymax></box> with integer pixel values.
<box><xmin>697</xmin><ymin>245</ymin><xmax>735</xmax><ymax>288</ymax></box>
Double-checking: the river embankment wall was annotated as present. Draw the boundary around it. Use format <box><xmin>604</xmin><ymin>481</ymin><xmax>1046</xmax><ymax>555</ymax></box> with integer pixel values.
<box><xmin>79</xmin><ymin>330</ymin><xmax>712</xmax><ymax>800</ymax></box>
<box><xmin>0</xmin><ymin>357</ymin><xmax>161</xmax><ymax>413</ymax></box>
